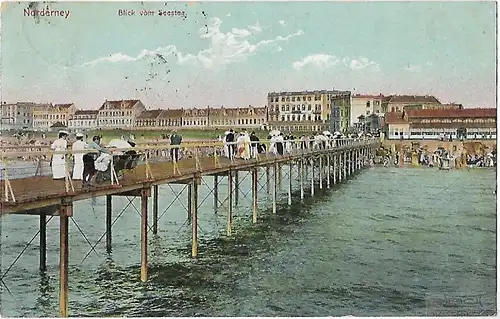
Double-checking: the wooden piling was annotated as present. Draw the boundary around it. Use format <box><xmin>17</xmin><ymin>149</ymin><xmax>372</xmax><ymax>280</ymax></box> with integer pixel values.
<box><xmin>187</xmin><ymin>182</ymin><xmax>192</xmax><ymax>220</ymax></box>
<box><xmin>252</xmin><ymin>168</ymin><xmax>258</xmax><ymax>223</ymax></box>
<box><xmin>300</xmin><ymin>159</ymin><xmax>304</xmax><ymax>200</ymax></box>
<box><xmin>213</xmin><ymin>175</ymin><xmax>218</xmax><ymax>213</ymax></box>
<box><xmin>39</xmin><ymin>211</ymin><xmax>46</xmax><ymax>271</ymax></box>
<box><xmin>59</xmin><ymin>204</ymin><xmax>70</xmax><ymax>318</ymax></box>
<box><xmin>319</xmin><ymin>156</ymin><xmax>323</xmax><ymax>190</ymax></box>
<box><xmin>140</xmin><ymin>188</ymin><xmax>149</xmax><ymax>282</ymax></box>
<box><xmin>266</xmin><ymin>166</ymin><xmax>270</xmax><ymax>194</ymax></box>
<box><xmin>333</xmin><ymin>154</ymin><xmax>337</xmax><ymax>185</ymax></box>
<box><xmin>106</xmin><ymin>195</ymin><xmax>112</xmax><ymax>253</ymax></box>
<box><xmin>326</xmin><ymin>155</ymin><xmax>331</xmax><ymax>189</ymax></box>
<box><xmin>152</xmin><ymin>185</ymin><xmax>158</xmax><ymax>234</ymax></box>
<box><xmin>278</xmin><ymin>163</ymin><xmax>282</xmax><ymax>188</ymax></box>
<box><xmin>272</xmin><ymin>162</ymin><xmax>277</xmax><ymax>214</ymax></box>
<box><xmin>287</xmin><ymin>162</ymin><xmax>292</xmax><ymax>205</ymax></box>
<box><xmin>227</xmin><ymin>171</ymin><xmax>233</xmax><ymax>236</ymax></box>
<box><xmin>234</xmin><ymin>171</ymin><xmax>239</xmax><ymax>206</ymax></box>
<box><xmin>191</xmin><ymin>177</ymin><xmax>198</xmax><ymax>258</ymax></box>
<box><xmin>310</xmin><ymin>158</ymin><xmax>315</xmax><ymax>196</ymax></box>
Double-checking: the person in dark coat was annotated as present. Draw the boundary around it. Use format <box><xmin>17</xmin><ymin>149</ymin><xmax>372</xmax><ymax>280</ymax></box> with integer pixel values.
<box><xmin>226</xmin><ymin>129</ymin><xmax>235</xmax><ymax>160</ymax></box>
<box><xmin>276</xmin><ymin>133</ymin><xmax>284</xmax><ymax>155</ymax></box>
<box><xmin>249</xmin><ymin>131</ymin><xmax>260</xmax><ymax>157</ymax></box>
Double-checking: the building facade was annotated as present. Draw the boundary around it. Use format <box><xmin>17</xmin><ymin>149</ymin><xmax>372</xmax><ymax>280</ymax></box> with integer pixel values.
<box><xmin>97</xmin><ymin>99</ymin><xmax>146</xmax><ymax>129</ymax></box>
<box><xmin>135</xmin><ymin>110</ymin><xmax>162</xmax><ymax>128</ymax></box>
<box><xmin>267</xmin><ymin>89</ymin><xmax>350</xmax><ymax>132</ymax></box>
<box><xmin>330</xmin><ymin>104</ymin><xmax>341</xmax><ymax>132</ymax></box>
<box><xmin>384</xmin><ymin>108</ymin><xmax>497</xmax><ymax>140</ymax></box>
<box><xmin>157</xmin><ymin>109</ymin><xmax>183</xmax><ymax>129</ymax></box>
<box><xmin>383</xmin><ymin>95</ymin><xmax>441</xmax><ymax>113</ymax></box>
<box><xmin>351</xmin><ymin>94</ymin><xmax>385</xmax><ymax>125</ymax></box>
<box><xmin>67</xmin><ymin>110</ymin><xmax>98</xmax><ymax>132</ymax></box>
<box><xmin>33</xmin><ymin>103</ymin><xmax>76</xmax><ymax>131</ymax></box>
<box><xmin>182</xmin><ymin>108</ymin><xmax>208</xmax><ymax>128</ymax></box>
<box><xmin>209</xmin><ymin>105</ymin><xmax>267</xmax><ymax>129</ymax></box>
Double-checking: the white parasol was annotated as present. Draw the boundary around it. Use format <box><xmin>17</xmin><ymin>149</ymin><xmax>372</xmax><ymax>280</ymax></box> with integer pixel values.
<box><xmin>333</xmin><ymin>131</ymin><xmax>341</xmax><ymax>135</ymax></box>
<box><xmin>224</xmin><ymin>131</ymin><xmax>230</xmax><ymax>135</ymax></box>
<box><xmin>269</xmin><ymin>130</ymin><xmax>280</xmax><ymax>136</ymax></box>
<box><xmin>322</xmin><ymin>131</ymin><xmax>332</xmax><ymax>136</ymax></box>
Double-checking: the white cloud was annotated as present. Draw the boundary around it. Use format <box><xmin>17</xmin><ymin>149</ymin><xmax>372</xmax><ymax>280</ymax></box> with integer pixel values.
<box><xmin>292</xmin><ymin>54</ymin><xmax>380</xmax><ymax>71</ymax></box>
<box><xmin>248</xmin><ymin>22</ymin><xmax>262</xmax><ymax>33</ymax></box>
<box><xmin>292</xmin><ymin>54</ymin><xmax>340</xmax><ymax>70</ymax></box>
<box><xmin>342</xmin><ymin>56</ymin><xmax>380</xmax><ymax>71</ymax></box>
<box><xmin>278</xmin><ymin>20</ymin><xmax>286</xmax><ymax>26</ymax></box>
<box><xmin>226</xmin><ymin>13</ymin><xmax>231</xmax><ymax>17</ymax></box>
<box><xmin>81</xmin><ymin>46</ymin><xmax>179</xmax><ymax>67</ymax></box>
<box><xmin>81</xmin><ymin>17</ymin><xmax>302</xmax><ymax>69</ymax></box>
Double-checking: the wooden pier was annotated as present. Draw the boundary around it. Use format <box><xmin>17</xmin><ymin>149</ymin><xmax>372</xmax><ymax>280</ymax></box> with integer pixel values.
<box><xmin>0</xmin><ymin>138</ymin><xmax>378</xmax><ymax>317</ymax></box>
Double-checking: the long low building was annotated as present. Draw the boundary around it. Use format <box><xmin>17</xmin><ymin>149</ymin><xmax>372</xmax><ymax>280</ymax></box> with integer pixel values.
<box><xmin>384</xmin><ymin>108</ymin><xmax>497</xmax><ymax>140</ymax></box>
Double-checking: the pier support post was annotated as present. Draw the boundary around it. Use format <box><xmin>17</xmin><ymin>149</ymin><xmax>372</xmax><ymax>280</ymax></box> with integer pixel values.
<box><xmin>152</xmin><ymin>185</ymin><xmax>158</xmax><ymax>234</ymax></box>
<box><xmin>191</xmin><ymin>177</ymin><xmax>198</xmax><ymax>258</ymax></box>
<box><xmin>59</xmin><ymin>203</ymin><xmax>71</xmax><ymax>318</ymax></box>
<box><xmin>39</xmin><ymin>211</ymin><xmax>47</xmax><ymax>271</ymax></box>
<box><xmin>234</xmin><ymin>171</ymin><xmax>239</xmax><ymax>206</ymax></box>
<box><xmin>187</xmin><ymin>183</ymin><xmax>192</xmax><ymax>220</ymax></box>
<box><xmin>278</xmin><ymin>164</ymin><xmax>283</xmax><ymax>188</ymax></box>
<box><xmin>287</xmin><ymin>162</ymin><xmax>292</xmax><ymax>205</ymax></box>
<box><xmin>266</xmin><ymin>166</ymin><xmax>271</xmax><ymax>194</ymax></box>
<box><xmin>213</xmin><ymin>176</ymin><xmax>218</xmax><ymax>213</ymax></box>
<box><xmin>252</xmin><ymin>168</ymin><xmax>258</xmax><ymax>224</ymax></box>
<box><xmin>319</xmin><ymin>156</ymin><xmax>323</xmax><ymax>190</ymax></box>
<box><xmin>326</xmin><ymin>155</ymin><xmax>331</xmax><ymax>189</ymax></box>
<box><xmin>140</xmin><ymin>188</ymin><xmax>150</xmax><ymax>282</ymax></box>
<box><xmin>338</xmin><ymin>153</ymin><xmax>342</xmax><ymax>183</ymax></box>
<box><xmin>310</xmin><ymin>158</ymin><xmax>315</xmax><ymax>196</ymax></box>
<box><xmin>300</xmin><ymin>159</ymin><xmax>304</xmax><ymax>200</ymax></box>
<box><xmin>227</xmin><ymin>171</ymin><xmax>233</xmax><ymax>236</ymax></box>
<box><xmin>106</xmin><ymin>195</ymin><xmax>112</xmax><ymax>253</ymax></box>
<box><xmin>272</xmin><ymin>162</ymin><xmax>277</xmax><ymax>214</ymax></box>
<box><xmin>333</xmin><ymin>154</ymin><xmax>337</xmax><ymax>185</ymax></box>
<box><xmin>343</xmin><ymin>152</ymin><xmax>347</xmax><ymax>180</ymax></box>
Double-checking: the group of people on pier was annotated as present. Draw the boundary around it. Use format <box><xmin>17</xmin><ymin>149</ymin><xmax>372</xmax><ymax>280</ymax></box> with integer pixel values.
<box><xmin>46</xmin><ymin>129</ymin><xmax>355</xmax><ymax>184</ymax></box>
<box><xmin>50</xmin><ymin>130</ymin><xmax>111</xmax><ymax>187</ymax></box>
<box><xmin>218</xmin><ymin>129</ymin><xmax>348</xmax><ymax>160</ymax></box>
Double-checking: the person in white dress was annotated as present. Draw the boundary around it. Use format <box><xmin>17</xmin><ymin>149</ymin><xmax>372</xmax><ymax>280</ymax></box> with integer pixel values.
<box><xmin>51</xmin><ymin>130</ymin><xmax>69</xmax><ymax>180</ymax></box>
<box><xmin>72</xmin><ymin>133</ymin><xmax>86</xmax><ymax>180</ymax></box>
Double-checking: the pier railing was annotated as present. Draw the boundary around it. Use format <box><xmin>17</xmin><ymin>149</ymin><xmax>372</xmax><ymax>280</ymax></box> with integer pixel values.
<box><xmin>0</xmin><ymin>137</ymin><xmax>378</xmax><ymax>203</ymax></box>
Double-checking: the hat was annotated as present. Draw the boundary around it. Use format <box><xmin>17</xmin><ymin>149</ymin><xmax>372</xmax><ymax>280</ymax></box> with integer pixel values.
<box><xmin>59</xmin><ymin>130</ymin><xmax>69</xmax><ymax>135</ymax></box>
<box><xmin>76</xmin><ymin>133</ymin><xmax>84</xmax><ymax>138</ymax></box>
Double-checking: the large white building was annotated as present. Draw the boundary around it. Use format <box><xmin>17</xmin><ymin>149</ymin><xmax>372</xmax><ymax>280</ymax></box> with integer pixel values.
<box><xmin>68</xmin><ymin>110</ymin><xmax>98</xmax><ymax>132</ymax></box>
<box><xmin>97</xmin><ymin>99</ymin><xmax>146</xmax><ymax>129</ymax></box>
<box><xmin>351</xmin><ymin>94</ymin><xmax>386</xmax><ymax>125</ymax></box>
<box><xmin>267</xmin><ymin>89</ymin><xmax>351</xmax><ymax>132</ymax></box>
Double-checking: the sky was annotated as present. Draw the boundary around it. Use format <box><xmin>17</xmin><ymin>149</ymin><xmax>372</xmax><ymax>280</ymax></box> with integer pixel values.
<box><xmin>1</xmin><ymin>1</ymin><xmax>497</xmax><ymax>109</ymax></box>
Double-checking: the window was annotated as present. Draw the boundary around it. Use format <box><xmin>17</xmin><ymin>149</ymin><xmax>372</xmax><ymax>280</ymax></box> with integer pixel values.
<box><xmin>366</xmin><ymin>101</ymin><xmax>371</xmax><ymax>108</ymax></box>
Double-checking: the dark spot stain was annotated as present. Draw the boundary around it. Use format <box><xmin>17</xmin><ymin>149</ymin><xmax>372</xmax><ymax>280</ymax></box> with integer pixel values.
<box><xmin>201</xmin><ymin>10</ymin><xmax>207</xmax><ymax>18</ymax></box>
<box><xmin>204</xmin><ymin>24</ymin><xmax>208</xmax><ymax>34</ymax></box>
